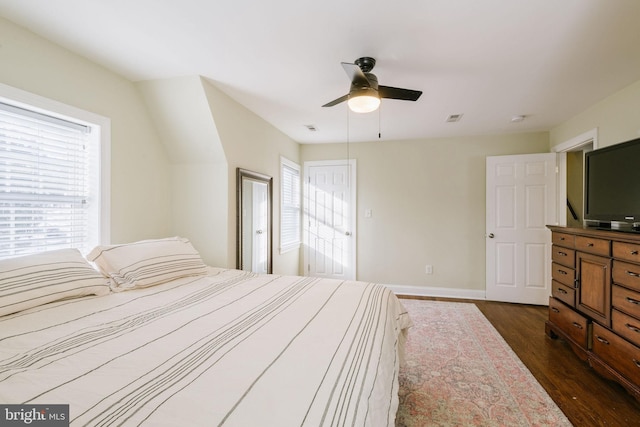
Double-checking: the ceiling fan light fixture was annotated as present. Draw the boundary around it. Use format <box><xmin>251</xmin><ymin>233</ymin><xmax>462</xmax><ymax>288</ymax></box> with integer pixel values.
<box><xmin>348</xmin><ymin>95</ymin><xmax>380</xmax><ymax>113</ymax></box>
<box><xmin>347</xmin><ymin>87</ymin><xmax>380</xmax><ymax>113</ymax></box>
<box><xmin>322</xmin><ymin>57</ymin><xmax>421</xmax><ymax>111</ymax></box>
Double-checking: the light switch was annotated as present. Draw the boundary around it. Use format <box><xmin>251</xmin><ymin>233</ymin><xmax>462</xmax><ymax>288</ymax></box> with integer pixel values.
<box><xmin>365</xmin><ymin>208</ymin><xmax>372</xmax><ymax>218</ymax></box>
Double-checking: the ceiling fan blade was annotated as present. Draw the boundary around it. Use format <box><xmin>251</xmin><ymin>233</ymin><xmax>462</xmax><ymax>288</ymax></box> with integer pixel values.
<box><xmin>322</xmin><ymin>94</ymin><xmax>349</xmax><ymax>107</ymax></box>
<box><xmin>378</xmin><ymin>85</ymin><xmax>422</xmax><ymax>101</ymax></box>
<box><xmin>341</xmin><ymin>62</ymin><xmax>370</xmax><ymax>87</ymax></box>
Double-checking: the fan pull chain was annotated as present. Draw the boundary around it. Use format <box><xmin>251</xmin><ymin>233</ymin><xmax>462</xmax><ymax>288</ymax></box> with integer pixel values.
<box><xmin>346</xmin><ymin>105</ymin><xmax>351</xmax><ymax>191</ymax></box>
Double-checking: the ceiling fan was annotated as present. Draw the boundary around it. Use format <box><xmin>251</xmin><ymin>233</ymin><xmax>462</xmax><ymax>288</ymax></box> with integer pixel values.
<box><xmin>322</xmin><ymin>57</ymin><xmax>422</xmax><ymax>113</ymax></box>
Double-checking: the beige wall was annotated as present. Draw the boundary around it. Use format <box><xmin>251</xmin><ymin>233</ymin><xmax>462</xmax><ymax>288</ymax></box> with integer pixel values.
<box><xmin>136</xmin><ymin>76</ymin><xmax>229</xmax><ymax>268</ymax></box>
<box><xmin>203</xmin><ymin>79</ymin><xmax>300</xmax><ymax>274</ymax></box>
<box><xmin>0</xmin><ymin>16</ymin><xmax>301</xmax><ymax>273</ymax></box>
<box><xmin>550</xmin><ymin>79</ymin><xmax>640</xmax><ymax>150</ymax></box>
<box><xmin>8</xmin><ymin>9</ymin><xmax>640</xmax><ymax>292</ymax></box>
<box><xmin>566</xmin><ymin>151</ymin><xmax>583</xmax><ymax>228</ymax></box>
<box><xmin>550</xmin><ymin>77</ymin><xmax>640</xmax><ymax>232</ymax></box>
<box><xmin>137</xmin><ymin>76</ymin><xmax>301</xmax><ymax>273</ymax></box>
<box><xmin>302</xmin><ymin>132</ymin><xmax>549</xmax><ymax>291</ymax></box>
<box><xmin>0</xmin><ymin>16</ymin><xmax>172</xmax><ymax>245</ymax></box>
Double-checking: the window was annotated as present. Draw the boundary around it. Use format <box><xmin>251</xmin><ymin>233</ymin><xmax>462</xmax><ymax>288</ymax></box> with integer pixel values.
<box><xmin>280</xmin><ymin>157</ymin><xmax>301</xmax><ymax>253</ymax></box>
<box><xmin>0</xmin><ymin>86</ymin><xmax>110</xmax><ymax>259</ymax></box>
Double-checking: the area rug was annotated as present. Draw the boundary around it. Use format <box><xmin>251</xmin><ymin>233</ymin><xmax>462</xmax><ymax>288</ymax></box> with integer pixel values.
<box><xmin>396</xmin><ymin>299</ymin><xmax>572</xmax><ymax>426</ymax></box>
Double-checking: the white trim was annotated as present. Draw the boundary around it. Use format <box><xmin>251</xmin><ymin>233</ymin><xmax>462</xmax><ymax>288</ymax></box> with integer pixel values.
<box><xmin>384</xmin><ymin>284</ymin><xmax>486</xmax><ymax>300</ymax></box>
<box><xmin>99</xmin><ymin>122</ymin><xmax>112</xmax><ymax>246</ymax></box>
<box><xmin>0</xmin><ymin>82</ymin><xmax>111</xmax><ymax>246</ymax></box>
<box><xmin>556</xmin><ymin>151</ymin><xmax>567</xmax><ymax>226</ymax></box>
<box><xmin>279</xmin><ymin>156</ymin><xmax>301</xmax><ymax>254</ymax></box>
<box><xmin>552</xmin><ymin>128</ymin><xmax>598</xmax><ymax>152</ymax></box>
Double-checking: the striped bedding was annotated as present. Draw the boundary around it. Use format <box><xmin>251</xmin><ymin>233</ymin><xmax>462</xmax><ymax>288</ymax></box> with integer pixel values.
<box><xmin>0</xmin><ymin>268</ymin><xmax>411</xmax><ymax>426</ymax></box>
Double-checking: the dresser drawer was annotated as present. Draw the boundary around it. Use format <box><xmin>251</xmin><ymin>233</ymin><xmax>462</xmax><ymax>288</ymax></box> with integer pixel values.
<box><xmin>613</xmin><ymin>241</ymin><xmax>640</xmax><ymax>264</ymax></box>
<box><xmin>613</xmin><ymin>260</ymin><xmax>640</xmax><ymax>292</ymax></box>
<box><xmin>592</xmin><ymin>323</ymin><xmax>640</xmax><ymax>386</ymax></box>
<box><xmin>549</xmin><ymin>297</ymin><xmax>589</xmax><ymax>349</ymax></box>
<box><xmin>612</xmin><ymin>309</ymin><xmax>640</xmax><ymax>347</ymax></box>
<box><xmin>552</xmin><ymin>262</ymin><xmax>575</xmax><ymax>288</ymax></box>
<box><xmin>552</xmin><ymin>232</ymin><xmax>575</xmax><ymax>248</ymax></box>
<box><xmin>552</xmin><ymin>245</ymin><xmax>575</xmax><ymax>268</ymax></box>
<box><xmin>612</xmin><ymin>285</ymin><xmax>640</xmax><ymax>319</ymax></box>
<box><xmin>552</xmin><ymin>280</ymin><xmax>575</xmax><ymax>307</ymax></box>
<box><xmin>575</xmin><ymin>235</ymin><xmax>610</xmax><ymax>256</ymax></box>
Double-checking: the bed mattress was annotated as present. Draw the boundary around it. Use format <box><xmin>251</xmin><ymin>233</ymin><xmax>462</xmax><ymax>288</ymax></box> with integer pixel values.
<box><xmin>0</xmin><ymin>268</ymin><xmax>410</xmax><ymax>426</ymax></box>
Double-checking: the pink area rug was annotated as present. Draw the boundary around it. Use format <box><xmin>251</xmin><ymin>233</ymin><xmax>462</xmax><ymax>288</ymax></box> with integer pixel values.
<box><xmin>396</xmin><ymin>299</ymin><xmax>572</xmax><ymax>426</ymax></box>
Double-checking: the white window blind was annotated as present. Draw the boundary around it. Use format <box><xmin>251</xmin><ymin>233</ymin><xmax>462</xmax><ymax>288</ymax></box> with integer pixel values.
<box><xmin>0</xmin><ymin>102</ymin><xmax>94</xmax><ymax>259</ymax></box>
<box><xmin>280</xmin><ymin>157</ymin><xmax>301</xmax><ymax>253</ymax></box>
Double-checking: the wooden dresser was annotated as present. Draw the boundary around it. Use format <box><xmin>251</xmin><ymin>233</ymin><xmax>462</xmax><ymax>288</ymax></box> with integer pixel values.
<box><xmin>546</xmin><ymin>226</ymin><xmax>640</xmax><ymax>402</ymax></box>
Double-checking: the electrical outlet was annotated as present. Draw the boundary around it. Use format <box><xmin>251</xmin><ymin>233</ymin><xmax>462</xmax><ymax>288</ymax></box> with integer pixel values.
<box><xmin>425</xmin><ymin>265</ymin><xmax>433</xmax><ymax>275</ymax></box>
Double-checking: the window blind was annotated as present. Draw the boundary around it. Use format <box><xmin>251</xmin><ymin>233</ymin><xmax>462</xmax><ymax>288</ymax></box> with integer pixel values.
<box><xmin>281</xmin><ymin>159</ymin><xmax>301</xmax><ymax>252</ymax></box>
<box><xmin>0</xmin><ymin>102</ymin><xmax>92</xmax><ymax>258</ymax></box>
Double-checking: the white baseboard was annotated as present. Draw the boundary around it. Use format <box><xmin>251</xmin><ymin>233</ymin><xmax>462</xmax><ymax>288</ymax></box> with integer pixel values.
<box><xmin>384</xmin><ymin>284</ymin><xmax>486</xmax><ymax>300</ymax></box>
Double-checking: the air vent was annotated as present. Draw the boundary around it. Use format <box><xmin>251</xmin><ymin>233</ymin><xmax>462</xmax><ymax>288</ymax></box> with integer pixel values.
<box><xmin>304</xmin><ymin>124</ymin><xmax>318</xmax><ymax>132</ymax></box>
<box><xmin>446</xmin><ymin>114</ymin><xmax>463</xmax><ymax>123</ymax></box>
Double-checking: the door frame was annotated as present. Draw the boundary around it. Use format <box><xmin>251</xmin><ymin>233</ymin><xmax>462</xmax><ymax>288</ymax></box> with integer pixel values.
<box><xmin>552</xmin><ymin>128</ymin><xmax>599</xmax><ymax>227</ymax></box>
<box><xmin>303</xmin><ymin>159</ymin><xmax>357</xmax><ymax>279</ymax></box>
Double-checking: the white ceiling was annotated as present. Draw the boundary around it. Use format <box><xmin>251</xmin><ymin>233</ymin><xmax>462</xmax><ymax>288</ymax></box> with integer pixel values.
<box><xmin>1</xmin><ymin>0</ymin><xmax>640</xmax><ymax>144</ymax></box>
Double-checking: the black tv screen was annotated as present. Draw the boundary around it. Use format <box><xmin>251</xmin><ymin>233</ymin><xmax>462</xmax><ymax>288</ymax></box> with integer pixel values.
<box><xmin>584</xmin><ymin>137</ymin><xmax>640</xmax><ymax>227</ymax></box>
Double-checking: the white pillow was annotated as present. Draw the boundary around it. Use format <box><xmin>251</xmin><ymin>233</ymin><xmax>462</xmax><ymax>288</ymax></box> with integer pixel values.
<box><xmin>0</xmin><ymin>248</ymin><xmax>111</xmax><ymax>317</ymax></box>
<box><xmin>87</xmin><ymin>237</ymin><xmax>208</xmax><ymax>291</ymax></box>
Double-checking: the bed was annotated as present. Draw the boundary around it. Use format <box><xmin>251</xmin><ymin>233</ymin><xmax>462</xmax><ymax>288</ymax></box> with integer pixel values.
<box><xmin>0</xmin><ymin>237</ymin><xmax>411</xmax><ymax>426</ymax></box>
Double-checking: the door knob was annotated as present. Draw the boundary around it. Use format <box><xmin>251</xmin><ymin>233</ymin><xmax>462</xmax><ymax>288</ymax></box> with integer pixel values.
<box><xmin>256</xmin><ymin>230</ymin><xmax>263</xmax><ymax>234</ymax></box>
<box><xmin>345</xmin><ymin>231</ymin><xmax>352</xmax><ymax>236</ymax></box>
<box><xmin>487</xmin><ymin>233</ymin><xmax>495</xmax><ymax>238</ymax></box>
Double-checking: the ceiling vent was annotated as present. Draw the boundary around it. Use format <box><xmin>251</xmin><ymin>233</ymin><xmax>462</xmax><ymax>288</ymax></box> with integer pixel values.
<box><xmin>304</xmin><ymin>124</ymin><xmax>318</xmax><ymax>132</ymax></box>
<box><xmin>446</xmin><ymin>114</ymin><xmax>463</xmax><ymax>123</ymax></box>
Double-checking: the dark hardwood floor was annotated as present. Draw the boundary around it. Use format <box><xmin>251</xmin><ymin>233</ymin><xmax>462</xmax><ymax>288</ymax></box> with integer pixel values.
<box><xmin>398</xmin><ymin>296</ymin><xmax>640</xmax><ymax>426</ymax></box>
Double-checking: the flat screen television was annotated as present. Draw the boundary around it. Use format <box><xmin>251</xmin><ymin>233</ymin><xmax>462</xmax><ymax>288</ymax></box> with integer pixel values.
<box><xmin>584</xmin><ymin>137</ymin><xmax>640</xmax><ymax>231</ymax></box>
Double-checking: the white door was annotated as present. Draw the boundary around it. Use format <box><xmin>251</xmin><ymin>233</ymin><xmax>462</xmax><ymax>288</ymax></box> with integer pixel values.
<box><xmin>304</xmin><ymin>160</ymin><xmax>356</xmax><ymax>279</ymax></box>
<box><xmin>486</xmin><ymin>153</ymin><xmax>558</xmax><ymax>305</ymax></box>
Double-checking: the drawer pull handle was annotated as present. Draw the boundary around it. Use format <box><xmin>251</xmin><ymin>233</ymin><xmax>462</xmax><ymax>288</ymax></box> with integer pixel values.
<box><xmin>626</xmin><ymin>323</ymin><xmax>640</xmax><ymax>334</ymax></box>
<box><xmin>558</xmin><ymin>251</ymin><xmax>567</xmax><ymax>257</ymax></box>
<box><xmin>595</xmin><ymin>335</ymin><xmax>610</xmax><ymax>345</ymax></box>
<box><xmin>587</xmin><ymin>242</ymin><xmax>594</xmax><ymax>247</ymax></box>
<box><xmin>551</xmin><ymin>307</ymin><xmax>560</xmax><ymax>313</ymax></box>
<box><xmin>558</xmin><ymin>270</ymin><xmax>568</xmax><ymax>275</ymax></box>
<box><xmin>626</xmin><ymin>270</ymin><xmax>640</xmax><ymax>278</ymax></box>
<box><xmin>634</xmin><ymin>359</ymin><xmax>640</xmax><ymax>369</ymax></box>
<box><xmin>632</xmin><ymin>250</ymin><xmax>639</xmax><ymax>255</ymax></box>
<box><xmin>557</xmin><ymin>288</ymin><xmax>567</xmax><ymax>294</ymax></box>
<box><xmin>626</xmin><ymin>297</ymin><xmax>640</xmax><ymax>305</ymax></box>
<box><xmin>559</xmin><ymin>237</ymin><xmax>566</xmax><ymax>241</ymax></box>
<box><xmin>572</xmin><ymin>322</ymin><xmax>583</xmax><ymax>330</ymax></box>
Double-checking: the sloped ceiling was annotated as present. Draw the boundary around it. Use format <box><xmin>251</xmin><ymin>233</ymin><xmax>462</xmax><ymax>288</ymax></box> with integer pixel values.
<box><xmin>137</xmin><ymin>76</ymin><xmax>225</xmax><ymax>164</ymax></box>
<box><xmin>1</xmin><ymin>0</ymin><xmax>640</xmax><ymax>143</ymax></box>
